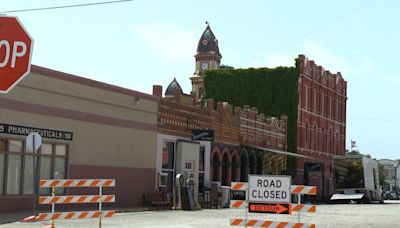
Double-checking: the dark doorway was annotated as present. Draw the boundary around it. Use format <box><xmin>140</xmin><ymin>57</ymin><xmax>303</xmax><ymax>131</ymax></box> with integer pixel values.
<box><xmin>249</xmin><ymin>153</ymin><xmax>257</xmax><ymax>174</ymax></box>
<box><xmin>231</xmin><ymin>155</ymin><xmax>238</xmax><ymax>182</ymax></box>
<box><xmin>222</xmin><ymin>153</ymin><xmax>229</xmax><ymax>186</ymax></box>
<box><xmin>240</xmin><ymin>153</ymin><xmax>248</xmax><ymax>182</ymax></box>
<box><xmin>212</xmin><ymin>153</ymin><xmax>219</xmax><ymax>182</ymax></box>
<box><xmin>257</xmin><ymin>153</ymin><xmax>264</xmax><ymax>174</ymax></box>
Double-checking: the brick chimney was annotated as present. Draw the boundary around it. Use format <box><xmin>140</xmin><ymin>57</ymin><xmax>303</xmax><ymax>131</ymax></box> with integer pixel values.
<box><xmin>153</xmin><ymin>85</ymin><xmax>162</xmax><ymax>97</ymax></box>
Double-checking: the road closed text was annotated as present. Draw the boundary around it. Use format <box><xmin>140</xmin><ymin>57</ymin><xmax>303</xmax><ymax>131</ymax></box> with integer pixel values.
<box><xmin>249</xmin><ymin>175</ymin><xmax>291</xmax><ymax>203</ymax></box>
<box><xmin>251</xmin><ymin>179</ymin><xmax>288</xmax><ymax>200</ymax></box>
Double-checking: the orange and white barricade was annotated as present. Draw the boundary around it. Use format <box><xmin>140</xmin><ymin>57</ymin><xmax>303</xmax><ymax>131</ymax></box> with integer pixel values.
<box><xmin>230</xmin><ymin>182</ymin><xmax>248</xmax><ymax>209</ymax></box>
<box><xmin>290</xmin><ymin>184</ymin><xmax>317</xmax><ymax>224</ymax></box>
<box><xmin>231</xmin><ymin>182</ymin><xmax>247</xmax><ymax>191</ymax></box>
<box><xmin>291</xmin><ymin>204</ymin><xmax>316</xmax><ymax>213</ymax></box>
<box><xmin>229</xmin><ymin>176</ymin><xmax>317</xmax><ymax>227</ymax></box>
<box><xmin>291</xmin><ymin>185</ymin><xmax>317</xmax><ymax>195</ymax></box>
<box><xmin>230</xmin><ymin>219</ymin><xmax>315</xmax><ymax>228</ymax></box>
<box><xmin>38</xmin><ymin>179</ymin><xmax>115</xmax><ymax>228</ymax></box>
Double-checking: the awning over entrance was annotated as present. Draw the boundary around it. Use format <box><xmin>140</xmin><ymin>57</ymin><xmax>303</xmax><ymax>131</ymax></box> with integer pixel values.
<box><xmin>242</xmin><ymin>144</ymin><xmax>312</xmax><ymax>159</ymax></box>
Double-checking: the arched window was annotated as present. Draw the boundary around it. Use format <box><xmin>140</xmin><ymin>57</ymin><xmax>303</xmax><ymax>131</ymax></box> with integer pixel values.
<box><xmin>249</xmin><ymin>153</ymin><xmax>257</xmax><ymax>174</ymax></box>
<box><xmin>212</xmin><ymin>153</ymin><xmax>219</xmax><ymax>182</ymax></box>
<box><xmin>257</xmin><ymin>153</ymin><xmax>264</xmax><ymax>174</ymax></box>
<box><xmin>231</xmin><ymin>155</ymin><xmax>238</xmax><ymax>182</ymax></box>
<box><xmin>240</xmin><ymin>153</ymin><xmax>248</xmax><ymax>182</ymax></box>
<box><xmin>221</xmin><ymin>153</ymin><xmax>229</xmax><ymax>186</ymax></box>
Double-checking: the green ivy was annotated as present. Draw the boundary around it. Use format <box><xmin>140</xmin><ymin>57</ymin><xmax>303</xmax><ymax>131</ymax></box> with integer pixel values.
<box><xmin>203</xmin><ymin>59</ymin><xmax>300</xmax><ymax>175</ymax></box>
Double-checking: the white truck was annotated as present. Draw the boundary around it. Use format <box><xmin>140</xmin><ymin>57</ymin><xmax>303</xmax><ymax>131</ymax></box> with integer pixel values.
<box><xmin>330</xmin><ymin>155</ymin><xmax>384</xmax><ymax>203</ymax></box>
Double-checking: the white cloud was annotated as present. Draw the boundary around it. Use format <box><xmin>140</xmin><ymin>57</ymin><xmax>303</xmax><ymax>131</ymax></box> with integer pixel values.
<box><xmin>302</xmin><ymin>39</ymin><xmax>348</xmax><ymax>74</ymax></box>
<box><xmin>248</xmin><ymin>52</ymin><xmax>294</xmax><ymax>68</ymax></box>
<box><xmin>248</xmin><ymin>39</ymin><xmax>374</xmax><ymax>80</ymax></box>
<box><xmin>137</xmin><ymin>24</ymin><xmax>197</xmax><ymax>63</ymax></box>
<box><xmin>383</xmin><ymin>75</ymin><xmax>400</xmax><ymax>87</ymax></box>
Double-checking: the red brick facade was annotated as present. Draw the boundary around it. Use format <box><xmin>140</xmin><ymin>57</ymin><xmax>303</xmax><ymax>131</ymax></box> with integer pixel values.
<box><xmin>154</xmin><ymin>85</ymin><xmax>288</xmax><ymax>187</ymax></box>
<box><xmin>296</xmin><ymin>55</ymin><xmax>347</xmax><ymax>198</ymax></box>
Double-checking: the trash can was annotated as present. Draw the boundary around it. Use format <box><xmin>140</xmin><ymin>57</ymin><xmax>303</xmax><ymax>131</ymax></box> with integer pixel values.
<box><xmin>220</xmin><ymin>186</ymin><xmax>230</xmax><ymax>208</ymax></box>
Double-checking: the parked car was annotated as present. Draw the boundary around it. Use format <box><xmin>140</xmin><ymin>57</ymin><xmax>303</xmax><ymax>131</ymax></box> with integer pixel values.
<box><xmin>388</xmin><ymin>191</ymin><xmax>399</xmax><ymax>200</ymax></box>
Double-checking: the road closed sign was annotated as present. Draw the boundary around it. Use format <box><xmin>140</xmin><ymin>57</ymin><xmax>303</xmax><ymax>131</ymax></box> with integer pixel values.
<box><xmin>249</xmin><ymin>175</ymin><xmax>291</xmax><ymax>203</ymax></box>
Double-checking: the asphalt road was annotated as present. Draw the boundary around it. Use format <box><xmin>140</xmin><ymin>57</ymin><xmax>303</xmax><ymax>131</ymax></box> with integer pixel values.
<box><xmin>1</xmin><ymin>201</ymin><xmax>400</xmax><ymax>228</ymax></box>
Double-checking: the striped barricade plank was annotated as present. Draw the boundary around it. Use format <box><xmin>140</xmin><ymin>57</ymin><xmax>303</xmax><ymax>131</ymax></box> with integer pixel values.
<box><xmin>40</xmin><ymin>179</ymin><xmax>115</xmax><ymax>188</ymax></box>
<box><xmin>230</xmin><ymin>219</ymin><xmax>315</xmax><ymax>228</ymax></box>
<box><xmin>39</xmin><ymin>195</ymin><xmax>115</xmax><ymax>205</ymax></box>
<box><xmin>291</xmin><ymin>204</ymin><xmax>316</xmax><ymax>213</ymax></box>
<box><xmin>37</xmin><ymin>210</ymin><xmax>115</xmax><ymax>221</ymax></box>
<box><xmin>291</xmin><ymin>185</ymin><xmax>317</xmax><ymax>195</ymax></box>
<box><xmin>230</xmin><ymin>200</ymin><xmax>247</xmax><ymax>209</ymax></box>
<box><xmin>231</xmin><ymin>182</ymin><xmax>248</xmax><ymax>191</ymax></box>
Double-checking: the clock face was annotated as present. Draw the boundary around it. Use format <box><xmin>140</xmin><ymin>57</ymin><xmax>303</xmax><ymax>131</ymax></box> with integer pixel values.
<box><xmin>202</xmin><ymin>39</ymin><xmax>208</xmax><ymax>46</ymax></box>
<box><xmin>201</xmin><ymin>62</ymin><xmax>208</xmax><ymax>70</ymax></box>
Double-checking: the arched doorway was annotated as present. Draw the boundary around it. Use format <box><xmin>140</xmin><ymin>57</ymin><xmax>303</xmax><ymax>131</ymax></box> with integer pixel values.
<box><xmin>212</xmin><ymin>152</ymin><xmax>220</xmax><ymax>182</ymax></box>
<box><xmin>222</xmin><ymin>153</ymin><xmax>229</xmax><ymax>186</ymax></box>
<box><xmin>240</xmin><ymin>153</ymin><xmax>248</xmax><ymax>182</ymax></box>
<box><xmin>231</xmin><ymin>154</ymin><xmax>238</xmax><ymax>182</ymax></box>
<box><xmin>249</xmin><ymin>152</ymin><xmax>257</xmax><ymax>174</ymax></box>
<box><xmin>257</xmin><ymin>153</ymin><xmax>264</xmax><ymax>174</ymax></box>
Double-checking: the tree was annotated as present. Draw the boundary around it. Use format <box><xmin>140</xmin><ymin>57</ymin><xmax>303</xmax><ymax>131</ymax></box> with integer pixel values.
<box><xmin>378</xmin><ymin>163</ymin><xmax>388</xmax><ymax>187</ymax></box>
<box><xmin>346</xmin><ymin>150</ymin><xmax>371</xmax><ymax>158</ymax></box>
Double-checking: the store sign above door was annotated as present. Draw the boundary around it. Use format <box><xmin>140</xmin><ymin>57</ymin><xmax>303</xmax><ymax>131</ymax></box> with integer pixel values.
<box><xmin>191</xmin><ymin>130</ymin><xmax>214</xmax><ymax>141</ymax></box>
<box><xmin>0</xmin><ymin>123</ymin><xmax>73</xmax><ymax>140</ymax></box>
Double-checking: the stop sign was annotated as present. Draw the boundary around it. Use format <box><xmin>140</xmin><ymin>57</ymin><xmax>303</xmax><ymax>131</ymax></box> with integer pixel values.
<box><xmin>0</xmin><ymin>15</ymin><xmax>33</xmax><ymax>93</ymax></box>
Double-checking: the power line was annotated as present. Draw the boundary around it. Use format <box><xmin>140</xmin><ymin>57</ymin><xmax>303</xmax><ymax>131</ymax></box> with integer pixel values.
<box><xmin>354</xmin><ymin>138</ymin><xmax>400</xmax><ymax>147</ymax></box>
<box><xmin>269</xmin><ymin>0</ymin><xmax>374</xmax><ymax>53</ymax></box>
<box><xmin>349</xmin><ymin>117</ymin><xmax>400</xmax><ymax>122</ymax></box>
<box><xmin>0</xmin><ymin>0</ymin><xmax>134</xmax><ymax>14</ymax></box>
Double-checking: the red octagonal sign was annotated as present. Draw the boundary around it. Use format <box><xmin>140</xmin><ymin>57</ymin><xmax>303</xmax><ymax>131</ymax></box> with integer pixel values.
<box><xmin>0</xmin><ymin>15</ymin><xmax>33</xmax><ymax>93</ymax></box>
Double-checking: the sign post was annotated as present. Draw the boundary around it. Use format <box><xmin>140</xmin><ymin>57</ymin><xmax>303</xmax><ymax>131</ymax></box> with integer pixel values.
<box><xmin>0</xmin><ymin>15</ymin><xmax>33</xmax><ymax>93</ymax></box>
<box><xmin>26</xmin><ymin>132</ymin><xmax>42</xmax><ymax>216</ymax></box>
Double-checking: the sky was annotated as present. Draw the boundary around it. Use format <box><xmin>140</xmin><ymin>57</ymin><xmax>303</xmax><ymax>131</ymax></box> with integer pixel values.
<box><xmin>2</xmin><ymin>0</ymin><xmax>400</xmax><ymax>160</ymax></box>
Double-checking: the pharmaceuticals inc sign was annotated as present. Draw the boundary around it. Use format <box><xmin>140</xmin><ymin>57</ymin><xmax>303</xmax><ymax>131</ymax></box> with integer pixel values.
<box><xmin>0</xmin><ymin>123</ymin><xmax>73</xmax><ymax>140</ymax></box>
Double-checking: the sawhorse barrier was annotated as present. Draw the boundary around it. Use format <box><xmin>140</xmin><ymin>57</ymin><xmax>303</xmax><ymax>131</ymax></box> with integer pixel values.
<box><xmin>37</xmin><ymin>179</ymin><xmax>115</xmax><ymax>228</ymax></box>
<box><xmin>230</xmin><ymin>181</ymin><xmax>317</xmax><ymax>227</ymax></box>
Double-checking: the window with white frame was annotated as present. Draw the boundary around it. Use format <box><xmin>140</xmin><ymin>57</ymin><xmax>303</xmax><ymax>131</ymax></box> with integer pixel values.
<box><xmin>0</xmin><ymin>137</ymin><xmax>68</xmax><ymax>196</ymax></box>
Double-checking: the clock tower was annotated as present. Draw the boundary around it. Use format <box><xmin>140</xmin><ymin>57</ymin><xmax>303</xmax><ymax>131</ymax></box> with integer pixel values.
<box><xmin>191</xmin><ymin>23</ymin><xmax>222</xmax><ymax>103</ymax></box>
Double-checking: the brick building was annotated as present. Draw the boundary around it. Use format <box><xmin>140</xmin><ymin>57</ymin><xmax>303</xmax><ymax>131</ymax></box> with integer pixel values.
<box><xmin>153</xmin><ymin>80</ymin><xmax>289</xmax><ymax>194</ymax></box>
<box><xmin>296</xmin><ymin>55</ymin><xmax>347</xmax><ymax>199</ymax></box>
<box><xmin>191</xmin><ymin>26</ymin><xmax>348</xmax><ymax>199</ymax></box>
<box><xmin>152</xmin><ymin>24</ymin><xmax>294</xmax><ymax>196</ymax></box>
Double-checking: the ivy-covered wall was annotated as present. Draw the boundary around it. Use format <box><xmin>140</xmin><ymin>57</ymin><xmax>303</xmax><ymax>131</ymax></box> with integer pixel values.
<box><xmin>203</xmin><ymin>60</ymin><xmax>300</xmax><ymax>174</ymax></box>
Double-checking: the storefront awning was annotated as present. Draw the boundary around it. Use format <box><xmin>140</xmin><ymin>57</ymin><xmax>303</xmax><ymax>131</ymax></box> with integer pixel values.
<box><xmin>242</xmin><ymin>144</ymin><xmax>312</xmax><ymax>159</ymax></box>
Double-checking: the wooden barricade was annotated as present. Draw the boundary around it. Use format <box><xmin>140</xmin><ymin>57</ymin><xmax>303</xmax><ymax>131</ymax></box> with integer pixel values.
<box><xmin>38</xmin><ymin>179</ymin><xmax>115</xmax><ymax>228</ymax></box>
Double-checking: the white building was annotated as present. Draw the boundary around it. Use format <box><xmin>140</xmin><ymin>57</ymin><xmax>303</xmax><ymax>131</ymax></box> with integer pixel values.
<box><xmin>378</xmin><ymin>159</ymin><xmax>400</xmax><ymax>191</ymax></box>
